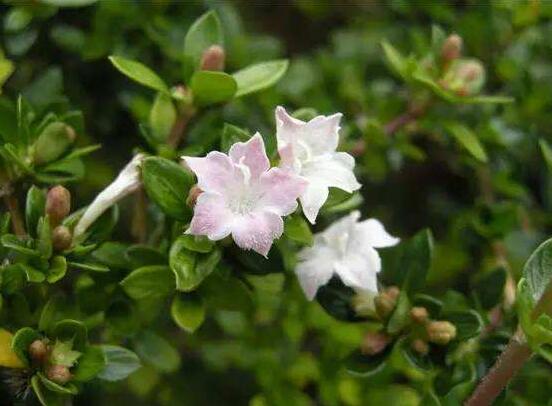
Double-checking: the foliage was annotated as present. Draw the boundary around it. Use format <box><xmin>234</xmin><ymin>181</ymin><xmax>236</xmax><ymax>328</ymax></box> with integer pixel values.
<box><xmin>1</xmin><ymin>1</ymin><xmax>552</xmax><ymax>405</ymax></box>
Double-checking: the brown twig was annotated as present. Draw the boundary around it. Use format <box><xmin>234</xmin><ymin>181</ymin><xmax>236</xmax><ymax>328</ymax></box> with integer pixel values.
<box><xmin>167</xmin><ymin>109</ymin><xmax>194</xmax><ymax>149</ymax></box>
<box><xmin>465</xmin><ymin>330</ymin><xmax>531</xmax><ymax>406</ymax></box>
<box><xmin>3</xmin><ymin>192</ymin><xmax>25</xmax><ymax>236</ymax></box>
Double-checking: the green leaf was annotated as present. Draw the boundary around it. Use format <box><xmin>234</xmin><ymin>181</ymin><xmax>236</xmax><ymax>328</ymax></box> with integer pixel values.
<box><xmin>190</xmin><ymin>71</ymin><xmax>237</xmax><ymax>106</ymax></box>
<box><xmin>523</xmin><ymin>237</ymin><xmax>552</xmax><ymax>303</ymax></box>
<box><xmin>149</xmin><ymin>92</ymin><xmax>176</xmax><ymax>143</ymax></box>
<box><xmin>92</xmin><ymin>242</ymin><xmax>130</xmax><ymax>269</ymax></box>
<box><xmin>171</xmin><ymin>292</ymin><xmax>206</xmax><ymax>333</ymax></box>
<box><xmin>21</xmin><ymin>264</ymin><xmax>46</xmax><ymax>283</ymax></box>
<box><xmin>284</xmin><ymin>214</ymin><xmax>313</xmax><ymax>246</ymax></box>
<box><xmin>121</xmin><ymin>265</ymin><xmax>175</xmax><ymax>300</ymax></box>
<box><xmin>183</xmin><ymin>10</ymin><xmax>223</xmax><ymax>74</ymax></box>
<box><xmin>1</xmin><ymin>234</ymin><xmax>39</xmax><ymax>257</ymax></box>
<box><xmin>73</xmin><ymin>345</ymin><xmax>106</xmax><ymax>382</ymax></box>
<box><xmin>108</xmin><ymin>56</ymin><xmax>168</xmax><ymax>93</ymax></box>
<box><xmin>1</xmin><ymin>264</ymin><xmax>27</xmax><ymax>294</ymax></box>
<box><xmin>221</xmin><ymin>124</ymin><xmax>250</xmax><ymax>152</ymax></box>
<box><xmin>40</xmin><ymin>0</ymin><xmax>99</xmax><ymax>7</ymax></box>
<box><xmin>133</xmin><ymin>331</ymin><xmax>181</xmax><ymax>373</ymax></box>
<box><xmin>177</xmin><ymin>234</ymin><xmax>214</xmax><ymax>254</ymax></box>
<box><xmin>445</xmin><ymin>122</ymin><xmax>488</xmax><ymax>163</ymax></box>
<box><xmin>37</xmin><ymin>216</ymin><xmax>53</xmax><ymax>259</ymax></box>
<box><xmin>381</xmin><ymin>40</ymin><xmax>414</xmax><ymax>81</ymax></box>
<box><xmin>141</xmin><ymin>157</ymin><xmax>194</xmax><ymax>220</ymax></box>
<box><xmin>37</xmin><ymin>372</ymin><xmax>78</xmax><ymax>395</ymax></box>
<box><xmin>52</xmin><ymin>319</ymin><xmax>88</xmax><ymax>350</ymax></box>
<box><xmin>47</xmin><ymin>256</ymin><xmax>67</xmax><ymax>283</ymax></box>
<box><xmin>11</xmin><ymin>327</ymin><xmax>41</xmax><ymax>366</ymax></box>
<box><xmin>170</xmin><ymin>237</ymin><xmax>221</xmax><ymax>291</ymax></box>
<box><xmin>472</xmin><ymin>267</ymin><xmax>507</xmax><ymax>310</ymax></box>
<box><xmin>387</xmin><ymin>291</ymin><xmax>411</xmax><ymax>334</ymax></box>
<box><xmin>98</xmin><ymin>345</ymin><xmax>141</xmax><ymax>382</ymax></box>
<box><xmin>540</xmin><ymin>139</ymin><xmax>552</xmax><ymax>171</ymax></box>
<box><xmin>443</xmin><ymin>310</ymin><xmax>483</xmax><ymax>341</ymax></box>
<box><xmin>233</xmin><ymin>60</ymin><xmax>288</xmax><ymax>97</ymax></box>
<box><xmin>25</xmin><ymin>186</ymin><xmax>45</xmax><ymax>237</ymax></box>
<box><xmin>316</xmin><ymin>278</ymin><xmax>365</xmax><ymax>322</ymax></box>
<box><xmin>31</xmin><ymin>375</ymin><xmax>69</xmax><ymax>406</ymax></box>
<box><xmin>68</xmin><ymin>260</ymin><xmax>109</xmax><ymax>273</ymax></box>
<box><xmin>344</xmin><ymin>348</ymin><xmax>389</xmax><ymax>377</ymax></box>
<box><xmin>381</xmin><ymin>229</ymin><xmax>433</xmax><ymax>297</ymax></box>
<box><xmin>126</xmin><ymin>245</ymin><xmax>167</xmax><ymax>268</ymax></box>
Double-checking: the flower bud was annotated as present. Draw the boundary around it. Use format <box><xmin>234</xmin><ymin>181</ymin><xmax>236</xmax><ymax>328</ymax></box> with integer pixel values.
<box><xmin>361</xmin><ymin>331</ymin><xmax>391</xmax><ymax>355</ymax></box>
<box><xmin>200</xmin><ymin>45</ymin><xmax>225</xmax><ymax>71</ymax></box>
<box><xmin>441</xmin><ymin>34</ymin><xmax>462</xmax><ymax>62</ymax></box>
<box><xmin>410</xmin><ymin>306</ymin><xmax>429</xmax><ymax>324</ymax></box>
<box><xmin>441</xmin><ymin>59</ymin><xmax>486</xmax><ymax>96</ymax></box>
<box><xmin>374</xmin><ymin>286</ymin><xmax>400</xmax><ymax>319</ymax></box>
<box><xmin>411</xmin><ymin>338</ymin><xmax>429</xmax><ymax>355</ymax></box>
<box><xmin>46</xmin><ymin>365</ymin><xmax>72</xmax><ymax>384</ymax></box>
<box><xmin>46</xmin><ymin>186</ymin><xmax>71</xmax><ymax>227</ymax></box>
<box><xmin>52</xmin><ymin>225</ymin><xmax>72</xmax><ymax>251</ymax></box>
<box><xmin>33</xmin><ymin>122</ymin><xmax>76</xmax><ymax>165</ymax></box>
<box><xmin>186</xmin><ymin>185</ymin><xmax>203</xmax><ymax>208</ymax></box>
<box><xmin>28</xmin><ymin>340</ymin><xmax>48</xmax><ymax>364</ymax></box>
<box><xmin>426</xmin><ymin>321</ymin><xmax>457</xmax><ymax>345</ymax></box>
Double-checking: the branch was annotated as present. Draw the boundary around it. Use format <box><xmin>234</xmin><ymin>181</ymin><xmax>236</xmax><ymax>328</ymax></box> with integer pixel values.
<box><xmin>465</xmin><ymin>331</ymin><xmax>531</xmax><ymax>406</ymax></box>
<box><xmin>2</xmin><ymin>191</ymin><xmax>25</xmax><ymax>237</ymax></box>
<box><xmin>167</xmin><ymin>109</ymin><xmax>194</xmax><ymax>149</ymax></box>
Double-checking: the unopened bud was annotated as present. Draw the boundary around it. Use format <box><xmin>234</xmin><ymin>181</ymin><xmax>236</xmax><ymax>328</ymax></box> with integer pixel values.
<box><xmin>361</xmin><ymin>331</ymin><xmax>391</xmax><ymax>355</ymax></box>
<box><xmin>28</xmin><ymin>340</ymin><xmax>48</xmax><ymax>364</ymax></box>
<box><xmin>441</xmin><ymin>59</ymin><xmax>485</xmax><ymax>96</ymax></box>
<box><xmin>200</xmin><ymin>45</ymin><xmax>225</xmax><ymax>71</ymax></box>
<box><xmin>426</xmin><ymin>321</ymin><xmax>457</xmax><ymax>345</ymax></box>
<box><xmin>46</xmin><ymin>365</ymin><xmax>72</xmax><ymax>384</ymax></box>
<box><xmin>410</xmin><ymin>306</ymin><xmax>429</xmax><ymax>324</ymax></box>
<box><xmin>441</xmin><ymin>34</ymin><xmax>462</xmax><ymax>62</ymax></box>
<box><xmin>46</xmin><ymin>186</ymin><xmax>71</xmax><ymax>227</ymax></box>
<box><xmin>186</xmin><ymin>185</ymin><xmax>203</xmax><ymax>208</ymax></box>
<box><xmin>33</xmin><ymin>122</ymin><xmax>76</xmax><ymax>165</ymax></box>
<box><xmin>52</xmin><ymin>225</ymin><xmax>72</xmax><ymax>251</ymax></box>
<box><xmin>374</xmin><ymin>286</ymin><xmax>400</xmax><ymax>319</ymax></box>
<box><xmin>411</xmin><ymin>338</ymin><xmax>429</xmax><ymax>355</ymax></box>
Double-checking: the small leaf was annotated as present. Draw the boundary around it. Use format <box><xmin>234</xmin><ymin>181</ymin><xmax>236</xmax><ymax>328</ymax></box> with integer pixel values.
<box><xmin>220</xmin><ymin>124</ymin><xmax>250</xmax><ymax>152</ymax></box>
<box><xmin>37</xmin><ymin>372</ymin><xmax>78</xmax><ymax>395</ymax></box>
<box><xmin>126</xmin><ymin>245</ymin><xmax>167</xmax><ymax>268</ymax></box>
<box><xmin>284</xmin><ymin>214</ymin><xmax>313</xmax><ymax>245</ymax></box>
<box><xmin>171</xmin><ymin>292</ymin><xmax>205</xmax><ymax>333</ymax></box>
<box><xmin>98</xmin><ymin>345</ymin><xmax>141</xmax><ymax>382</ymax></box>
<box><xmin>233</xmin><ymin>60</ymin><xmax>288</xmax><ymax>97</ymax></box>
<box><xmin>343</xmin><ymin>348</ymin><xmax>389</xmax><ymax>377</ymax></box>
<box><xmin>446</xmin><ymin>122</ymin><xmax>488</xmax><ymax>162</ymax></box>
<box><xmin>141</xmin><ymin>157</ymin><xmax>194</xmax><ymax>220</ymax></box>
<box><xmin>190</xmin><ymin>71</ymin><xmax>237</xmax><ymax>106</ymax></box>
<box><xmin>25</xmin><ymin>186</ymin><xmax>45</xmax><ymax>237</ymax></box>
<box><xmin>121</xmin><ymin>266</ymin><xmax>175</xmax><ymax>300</ymax></box>
<box><xmin>47</xmin><ymin>256</ymin><xmax>67</xmax><ymax>283</ymax></box>
<box><xmin>472</xmin><ymin>267</ymin><xmax>507</xmax><ymax>310</ymax></box>
<box><xmin>149</xmin><ymin>92</ymin><xmax>176</xmax><ymax>143</ymax></box>
<box><xmin>183</xmin><ymin>10</ymin><xmax>223</xmax><ymax>75</ymax></box>
<box><xmin>387</xmin><ymin>291</ymin><xmax>411</xmax><ymax>334</ymax></box>
<box><xmin>52</xmin><ymin>319</ymin><xmax>88</xmax><ymax>350</ymax></box>
<box><xmin>1</xmin><ymin>234</ymin><xmax>40</xmax><ymax>257</ymax></box>
<box><xmin>316</xmin><ymin>277</ymin><xmax>365</xmax><ymax>322</ymax></box>
<box><xmin>169</xmin><ymin>237</ymin><xmax>220</xmax><ymax>291</ymax></box>
<box><xmin>133</xmin><ymin>331</ymin><xmax>181</xmax><ymax>373</ymax></box>
<box><xmin>31</xmin><ymin>375</ymin><xmax>68</xmax><ymax>406</ymax></box>
<box><xmin>177</xmin><ymin>234</ymin><xmax>214</xmax><ymax>254</ymax></box>
<box><xmin>11</xmin><ymin>327</ymin><xmax>41</xmax><ymax>366</ymax></box>
<box><xmin>523</xmin><ymin>237</ymin><xmax>552</xmax><ymax>303</ymax></box>
<box><xmin>73</xmin><ymin>345</ymin><xmax>106</xmax><ymax>382</ymax></box>
<box><xmin>443</xmin><ymin>310</ymin><xmax>483</xmax><ymax>341</ymax></box>
<box><xmin>540</xmin><ymin>139</ymin><xmax>552</xmax><ymax>171</ymax></box>
<box><xmin>109</xmin><ymin>56</ymin><xmax>168</xmax><ymax>93</ymax></box>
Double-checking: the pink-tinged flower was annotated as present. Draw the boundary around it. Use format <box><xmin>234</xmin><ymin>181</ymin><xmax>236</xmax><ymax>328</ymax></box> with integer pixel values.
<box><xmin>275</xmin><ymin>106</ymin><xmax>361</xmax><ymax>224</ymax></box>
<box><xmin>182</xmin><ymin>134</ymin><xmax>307</xmax><ymax>257</ymax></box>
<box><xmin>73</xmin><ymin>154</ymin><xmax>144</xmax><ymax>241</ymax></box>
<box><xmin>295</xmin><ymin>211</ymin><xmax>399</xmax><ymax>300</ymax></box>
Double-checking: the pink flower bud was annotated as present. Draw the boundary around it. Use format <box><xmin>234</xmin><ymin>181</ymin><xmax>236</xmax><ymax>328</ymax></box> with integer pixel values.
<box><xmin>46</xmin><ymin>185</ymin><xmax>71</xmax><ymax>226</ymax></box>
<box><xmin>200</xmin><ymin>45</ymin><xmax>225</xmax><ymax>71</ymax></box>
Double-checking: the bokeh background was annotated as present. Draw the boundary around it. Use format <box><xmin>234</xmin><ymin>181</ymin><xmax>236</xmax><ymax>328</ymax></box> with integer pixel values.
<box><xmin>2</xmin><ymin>1</ymin><xmax>552</xmax><ymax>404</ymax></box>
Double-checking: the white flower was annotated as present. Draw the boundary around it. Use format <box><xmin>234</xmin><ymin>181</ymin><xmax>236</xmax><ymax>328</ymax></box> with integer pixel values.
<box><xmin>295</xmin><ymin>210</ymin><xmax>399</xmax><ymax>300</ymax></box>
<box><xmin>275</xmin><ymin>106</ymin><xmax>361</xmax><ymax>224</ymax></box>
<box><xmin>73</xmin><ymin>154</ymin><xmax>144</xmax><ymax>240</ymax></box>
<box><xmin>183</xmin><ymin>134</ymin><xmax>307</xmax><ymax>257</ymax></box>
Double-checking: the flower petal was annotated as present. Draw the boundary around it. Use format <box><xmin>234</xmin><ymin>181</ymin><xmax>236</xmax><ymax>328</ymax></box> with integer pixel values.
<box><xmin>187</xmin><ymin>192</ymin><xmax>232</xmax><ymax>240</ymax></box>
<box><xmin>301</xmin><ymin>152</ymin><xmax>361</xmax><ymax>193</ymax></box>
<box><xmin>74</xmin><ymin>154</ymin><xmax>144</xmax><ymax>240</ymax></box>
<box><xmin>334</xmin><ymin>247</ymin><xmax>381</xmax><ymax>294</ymax></box>
<box><xmin>182</xmin><ymin>152</ymin><xmax>236</xmax><ymax>194</ymax></box>
<box><xmin>354</xmin><ymin>218</ymin><xmax>400</xmax><ymax>249</ymax></box>
<box><xmin>295</xmin><ymin>245</ymin><xmax>336</xmax><ymax>300</ymax></box>
<box><xmin>231</xmin><ymin>210</ymin><xmax>283</xmax><ymax>257</ymax></box>
<box><xmin>257</xmin><ymin>168</ymin><xmax>307</xmax><ymax>216</ymax></box>
<box><xmin>275</xmin><ymin>106</ymin><xmax>304</xmax><ymax>150</ymax></box>
<box><xmin>228</xmin><ymin>133</ymin><xmax>269</xmax><ymax>179</ymax></box>
<box><xmin>299</xmin><ymin>182</ymin><xmax>329</xmax><ymax>224</ymax></box>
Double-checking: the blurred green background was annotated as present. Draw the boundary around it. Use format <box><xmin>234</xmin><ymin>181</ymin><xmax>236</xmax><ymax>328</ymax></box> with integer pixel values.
<box><xmin>3</xmin><ymin>1</ymin><xmax>552</xmax><ymax>404</ymax></box>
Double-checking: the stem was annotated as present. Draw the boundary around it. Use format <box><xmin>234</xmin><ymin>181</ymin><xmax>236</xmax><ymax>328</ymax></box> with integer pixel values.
<box><xmin>3</xmin><ymin>193</ymin><xmax>25</xmax><ymax>236</ymax></box>
<box><xmin>465</xmin><ymin>331</ymin><xmax>531</xmax><ymax>406</ymax></box>
<box><xmin>383</xmin><ymin>110</ymin><xmax>419</xmax><ymax>135</ymax></box>
<box><xmin>167</xmin><ymin>109</ymin><xmax>194</xmax><ymax>149</ymax></box>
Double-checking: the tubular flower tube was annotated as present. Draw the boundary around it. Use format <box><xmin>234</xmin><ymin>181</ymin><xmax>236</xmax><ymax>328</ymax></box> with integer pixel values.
<box><xmin>183</xmin><ymin>133</ymin><xmax>307</xmax><ymax>257</ymax></box>
<box><xmin>73</xmin><ymin>154</ymin><xmax>145</xmax><ymax>240</ymax></box>
<box><xmin>275</xmin><ymin>106</ymin><xmax>361</xmax><ymax>224</ymax></box>
<box><xmin>295</xmin><ymin>210</ymin><xmax>399</xmax><ymax>300</ymax></box>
